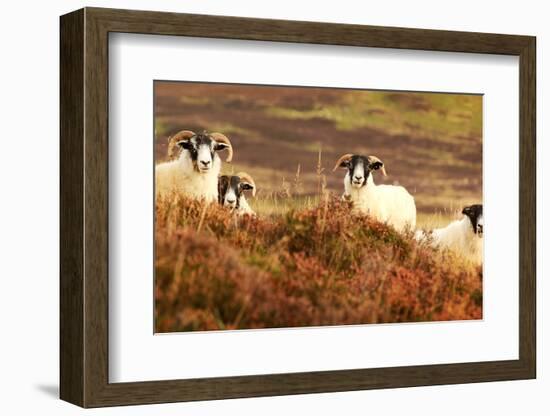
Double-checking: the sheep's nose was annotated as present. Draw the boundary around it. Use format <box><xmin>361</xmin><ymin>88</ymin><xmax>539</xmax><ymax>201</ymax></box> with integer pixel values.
<box><xmin>200</xmin><ymin>160</ymin><xmax>210</xmax><ymax>167</ymax></box>
<box><xmin>226</xmin><ymin>198</ymin><xmax>236</xmax><ymax>205</ymax></box>
<box><xmin>354</xmin><ymin>176</ymin><xmax>363</xmax><ymax>181</ymax></box>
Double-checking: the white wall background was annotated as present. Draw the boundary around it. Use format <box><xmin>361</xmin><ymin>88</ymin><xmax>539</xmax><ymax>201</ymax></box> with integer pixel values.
<box><xmin>0</xmin><ymin>0</ymin><xmax>545</xmax><ymax>414</ymax></box>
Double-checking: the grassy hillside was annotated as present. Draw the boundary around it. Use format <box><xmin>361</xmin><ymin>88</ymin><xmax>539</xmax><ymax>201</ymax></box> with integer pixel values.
<box><xmin>154</xmin><ymin>82</ymin><xmax>483</xmax><ymax>220</ymax></box>
<box><xmin>155</xmin><ymin>195</ymin><xmax>482</xmax><ymax>332</ymax></box>
<box><xmin>154</xmin><ymin>82</ymin><xmax>483</xmax><ymax>332</ymax></box>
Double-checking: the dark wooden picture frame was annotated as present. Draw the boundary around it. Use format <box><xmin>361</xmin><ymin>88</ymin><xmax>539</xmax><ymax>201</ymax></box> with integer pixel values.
<box><xmin>60</xmin><ymin>7</ymin><xmax>536</xmax><ymax>408</ymax></box>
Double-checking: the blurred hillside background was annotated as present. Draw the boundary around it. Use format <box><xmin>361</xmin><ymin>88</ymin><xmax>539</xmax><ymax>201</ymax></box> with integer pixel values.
<box><xmin>154</xmin><ymin>81</ymin><xmax>482</xmax><ymax>224</ymax></box>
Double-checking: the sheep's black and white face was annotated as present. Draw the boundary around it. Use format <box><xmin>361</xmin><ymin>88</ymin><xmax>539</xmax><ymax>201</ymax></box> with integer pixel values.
<box><xmin>462</xmin><ymin>204</ymin><xmax>483</xmax><ymax>238</ymax></box>
<box><xmin>340</xmin><ymin>155</ymin><xmax>384</xmax><ymax>189</ymax></box>
<box><xmin>218</xmin><ymin>175</ymin><xmax>254</xmax><ymax>209</ymax></box>
<box><xmin>177</xmin><ymin>132</ymin><xmax>229</xmax><ymax>173</ymax></box>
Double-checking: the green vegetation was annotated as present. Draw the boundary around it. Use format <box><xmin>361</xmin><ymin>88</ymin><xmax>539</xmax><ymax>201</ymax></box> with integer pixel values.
<box><xmin>266</xmin><ymin>91</ymin><xmax>482</xmax><ymax>143</ymax></box>
<box><xmin>154</xmin><ymin>119</ymin><xmax>169</xmax><ymax>138</ymax></box>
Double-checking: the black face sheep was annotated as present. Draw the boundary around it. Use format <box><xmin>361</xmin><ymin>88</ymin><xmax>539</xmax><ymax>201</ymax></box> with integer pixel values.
<box><xmin>333</xmin><ymin>153</ymin><xmax>416</xmax><ymax>232</ymax></box>
<box><xmin>218</xmin><ymin>172</ymin><xmax>256</xmax><ymax>216</ymax></box>
<box><xmin>417</xmin><ymin>204</ymin><xmax>483</xmax><ymax>265</ymax></box>
<box><xmin>155</xmin><ymin>130</ymin><xmax>233</xmax><ymax>202</ymax></box>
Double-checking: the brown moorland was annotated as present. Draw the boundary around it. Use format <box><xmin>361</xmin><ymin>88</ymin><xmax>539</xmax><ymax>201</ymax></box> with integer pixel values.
<box><xmin>155</xmin><ymin>195</ymin><xmax>482</xmax><ymax>332</ymax></box>
<box><xmin>154</xmin><ymin>82</ymin><xmax>483</xmax><ymax>332</ymax></box>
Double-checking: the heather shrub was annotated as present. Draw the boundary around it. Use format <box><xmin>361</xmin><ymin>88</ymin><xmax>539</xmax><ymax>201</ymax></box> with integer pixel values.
<box><xmin>155</xmin><ymin>194</ymin><xmax>482</xmax><ymax>332</ymax></box>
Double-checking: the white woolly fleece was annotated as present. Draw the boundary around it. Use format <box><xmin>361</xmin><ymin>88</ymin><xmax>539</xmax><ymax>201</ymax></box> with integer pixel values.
<box><xmin>236</xmin><ymin>195</ymin><xmax>255</xmax><ymax>216</ymax></box>
<box><xmin>155</xmin><ymin>151</ymin><xmax>221</xmax><ymax>203</ymax></box>
<box><xmin>344</xmin><ymin>174</ymin><xmax>417</xmax><ymax>232</ymax></box>
<box><xmin>430</xmin><ymin>216</ymin><xmax>483</xmax><ymax>265</ymax></box>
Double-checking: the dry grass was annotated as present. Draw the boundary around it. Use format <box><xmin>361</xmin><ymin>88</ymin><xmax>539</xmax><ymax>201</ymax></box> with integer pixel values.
<box><xmin>154</xmin><ymin>83</ymin><xmax>483</xmax><ymax>215</ymax></box>
<box><xmin>209</xmin><ymin>157</ymin><xmax>463</xmax><ymax>228</ymax></box>
<box><xmin>155</xmin><ymin>194</ymin><xmax>482</xmax><ymax>333</ymax></box>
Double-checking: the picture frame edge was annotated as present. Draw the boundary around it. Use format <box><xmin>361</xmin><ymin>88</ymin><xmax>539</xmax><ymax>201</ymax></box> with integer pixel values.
<box><xmin>60</xmin><ymin>7</ymin><xmax>85</xmax><ymax>408</ymax></box>
<box><xmin>59</xmin><ymin>7</ymin><xmax>537</xmax><ymax>408</ymax></box>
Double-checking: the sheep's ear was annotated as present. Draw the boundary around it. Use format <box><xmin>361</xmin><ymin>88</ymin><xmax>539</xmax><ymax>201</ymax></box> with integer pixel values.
<box><xmin>371</xmin><ymin>161</ymin><xmax>384</xmax><ymax>170</ymax></box>
<box><xmin>210</xmin><ymin>133</ymin><xmax>233</xmax><ymax>162</ymax></box>
<box><xmin>236</xmin><ymin>172</ymin><xmax>256</xmax><ymax>196</ymax></box>
<box><xmin>333</xmin><ymin>154</ymin><xmax>354</xmax><ymax>171</ymax></box>
<box><xmin>368</xmin><ymin>156</ymin><xmax>387</xmax><ymax>176</ymax></box>
<box><xmin>462</xmin><ymin>206</ymin><xmax>481</xmax><ymax>225</ymax></box>
<box><xmin>240</xmin><ymin>182</ymin><xmax>255</xmax><ymax>196</ymax></box>
<box><xmin>462</xmin><ymin>206</ymin><xmax>473</xmax><ymax>218</ymax></box>
<box><xmin>214</xmin><ymin>142</ymin><xmax>230</xmax><ymax>152</ymax></box>
<box><xmin>177</xmin><ymin>139</ymin><xmax>192</xmax><ymax>150</ymax></box>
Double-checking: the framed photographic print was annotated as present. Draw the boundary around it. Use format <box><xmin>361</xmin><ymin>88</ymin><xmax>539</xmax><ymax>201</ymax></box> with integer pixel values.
<box><xmin>60</xmin><ymin>7</ymin><xmax>536</xmax><ymax>408</ymax></box>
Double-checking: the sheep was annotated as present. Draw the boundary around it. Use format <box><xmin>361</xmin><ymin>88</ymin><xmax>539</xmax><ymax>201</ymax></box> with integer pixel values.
<box><xmin>333</xmin><ymin>153</ymin><xmax>416</xmax><ymax>232</ymax></box>
<box><xmin>218</xmin><ymin>172</ymin><xmax>257</xmax><ymax>216</ymax></box>
<box><xmin>155</xmin><ymin>130</ymin><xmax>233</xmax><ymax>202</ymax></box>
<box><xmin>417</xmin><ymin>204</ymin><xmax>483</xmax><ymax>265</ymax></box>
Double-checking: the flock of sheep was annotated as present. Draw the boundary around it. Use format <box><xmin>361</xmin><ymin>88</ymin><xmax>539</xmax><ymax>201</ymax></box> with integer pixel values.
<box><xmin>156</xmin><ymin>130</ymin><xmax>483</xmax><ymax>265</ymax></box>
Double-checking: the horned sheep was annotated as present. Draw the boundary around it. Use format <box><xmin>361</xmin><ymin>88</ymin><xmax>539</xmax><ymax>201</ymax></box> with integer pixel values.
<box><xmin>218</xmin><ymin>172</ymin><xmax>257</xmax><ymax>216</ymax></box>
<box><xmin>333</xmin><ymin>153</ymin><xmax>416</xmax><ymax>232</ymax></box>
<box><xmin>155</xmin><ymin>130</ymin><xmax>233</xmax><ymax>203</ymax></box>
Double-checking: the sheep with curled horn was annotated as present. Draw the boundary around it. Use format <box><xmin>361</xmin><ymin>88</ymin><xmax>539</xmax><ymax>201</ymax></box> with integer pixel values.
<box><xmin>218</xmin><ymin>172</ymin><xmax>257</xmax><ymax>216</ymax></box>
<box><xmin>333</xmin><ymin>153</ymin><xmax>416</xmax><ymax>232</ymax></box>
<box><xmin>156</xmin><ymin>130</ymin><xmax>233</xmax><ymax>202</ymax></box>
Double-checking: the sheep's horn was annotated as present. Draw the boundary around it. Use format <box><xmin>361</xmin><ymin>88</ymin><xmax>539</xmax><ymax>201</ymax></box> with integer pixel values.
<box><xmin>236</xmin><ymin>172</ymin><xmax>256</xmax><ymax>197</ymax></box>
<box><xmin>210</xmin><ymin>132</ymin><xmax>233</xmax><ymax>163</ymax></box>
<box><xmin>367</xmin><ymin>155</ymin><xmax>387</xmax><ymax>176</ymax></box>
<box><xmin>333</xmin><ymin>154</ymin><xmax>354</xmax><ymax>172</ymax></box>
<box><xmin>167</xmin><ymin>130</ymin><xmax>195</xmax><ymax>160</ymax></box>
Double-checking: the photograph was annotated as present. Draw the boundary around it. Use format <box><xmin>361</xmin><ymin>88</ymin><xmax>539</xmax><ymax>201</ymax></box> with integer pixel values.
<box><xmin>154</xmin><ymin>81</ymin><xmax>483</xmax><ymax>333</ymax></box>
